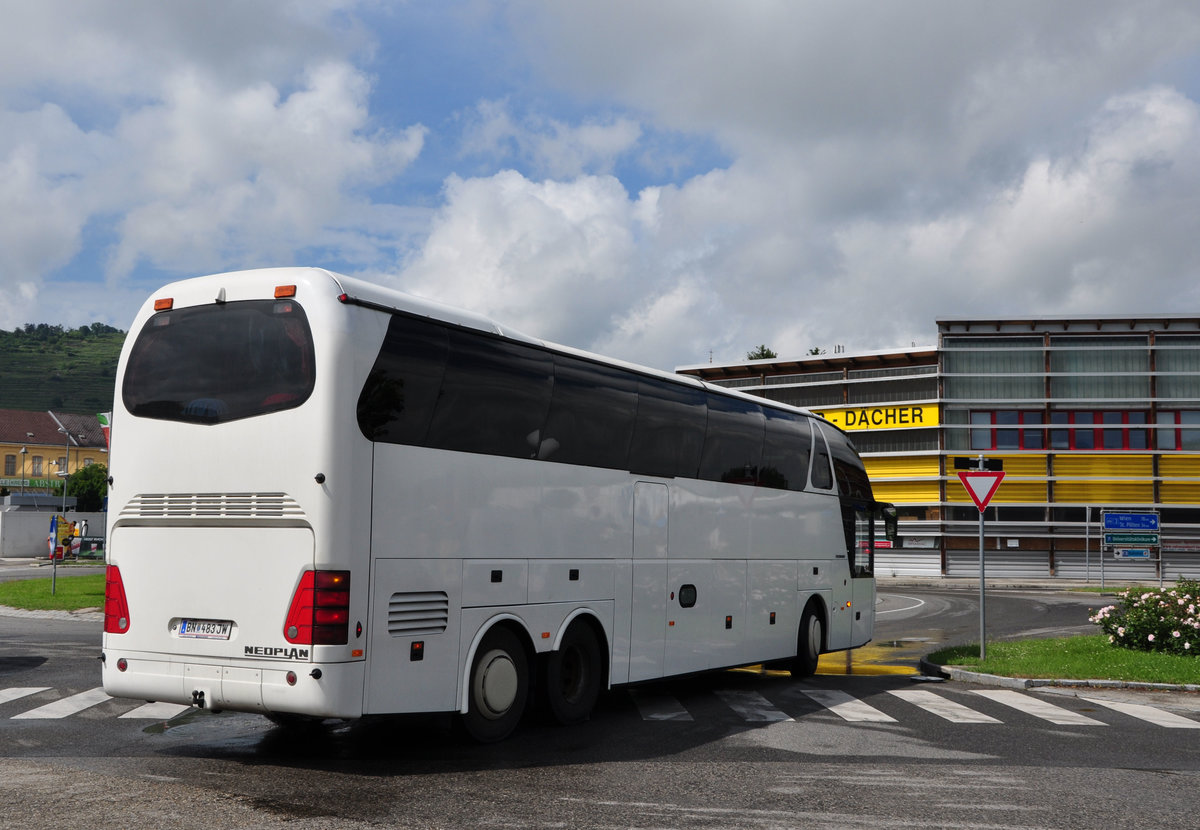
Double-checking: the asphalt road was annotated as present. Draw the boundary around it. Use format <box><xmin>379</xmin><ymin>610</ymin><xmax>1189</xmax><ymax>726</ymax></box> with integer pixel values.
<box><xmin>2</xmin><ymin>584</ymin><xmax>1198</xmax><ymax>830</ymax></box>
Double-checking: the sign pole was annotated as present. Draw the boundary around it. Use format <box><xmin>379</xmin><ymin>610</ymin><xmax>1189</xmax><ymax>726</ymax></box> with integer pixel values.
<box><xmin>956</xmin><ymin>456</ymin><xmax>1005</xmax><ymax>664</ymax></box>
<box><xmin>978</xmin><ymin>502</ymin><xmax>985</xmax><ymax>661</ymax></box>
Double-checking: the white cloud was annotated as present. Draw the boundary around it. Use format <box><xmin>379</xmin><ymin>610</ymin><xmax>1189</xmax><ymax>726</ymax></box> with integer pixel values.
<box><xmin>398</xmin><ymin>170</ymin><xmax>643</xmax><ymax>349</ymax></box>
<box><xmin>107</xmin><ymin>61</ymin><xmax>426</xmax><ymax>278</ymax></box>
<box><xmin>4</xmin><ymin>1</ymin><xmax>1200</xmax><ymax>376</ymax></box>
<box><xmin>0</xmin><ymin>2</ymin><xmax>422</xmax><ymax>328</ymax></box>
<box><xmin>461</xmin><ymin>99</ymin><xmax>642</xmax><ymax>178</ymax></box>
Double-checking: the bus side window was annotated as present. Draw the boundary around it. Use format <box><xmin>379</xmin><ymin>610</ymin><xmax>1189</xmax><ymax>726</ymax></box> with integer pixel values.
<box><xmin>357</xmin><ymin>315</ymin><xmax>448</xmax><ymax>443</ymax></box>
<box><xmin>425</xmin><ymin>328</ymin><xmax>554</xmax><ymax>459</ymax></box>
<box><xmin>628</xmin><ymin>379</ymin><xmax>706</xmax><ymax>478</ymax></box>
<box><xmin>760</xmin><ymin>409</ymin><xmax>812</xmax><ymax>491</ymax></box>
<box><xmin>541</xmin><ymin>355</ymin><xmax>637</xmax><ymax>469</ymax></box>
<box><xmin>698</xmin><ymin>394</ymin><xmax>764</xmax><ymax>485</ymax></box>
<box><xmin>810</xmin><ymin>430</ymin><xmax>834</xmax><ymax>490</ymax></box>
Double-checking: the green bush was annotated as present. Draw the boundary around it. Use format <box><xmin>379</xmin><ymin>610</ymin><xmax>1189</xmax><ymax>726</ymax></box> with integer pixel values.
<box><xmin>1090</xmin><ymin>579</ymin><xmax>1200</xmax><ymax>656</ymax></box>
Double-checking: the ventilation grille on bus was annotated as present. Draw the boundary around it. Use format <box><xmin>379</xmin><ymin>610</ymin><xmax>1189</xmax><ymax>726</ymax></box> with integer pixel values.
<box><xmin>120</xmin><ymin>493</ymin><xmax>306</xmax><ymax>520</ymax></box>
<box><xmin>388</xmin><ymin>591</ymin><xmax>450</xmax><ymax>636</ymax></box>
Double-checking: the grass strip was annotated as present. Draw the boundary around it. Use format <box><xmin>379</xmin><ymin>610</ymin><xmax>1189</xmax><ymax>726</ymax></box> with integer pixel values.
<box><xmin>0</xmin><ymin>574</ymin><xmax>106</xmax><ymax>612</ymax></box>
<box><xmin>928</xmin><ymin>635</ymin><xmax>1200</xmax><ymax>686</ymax></box>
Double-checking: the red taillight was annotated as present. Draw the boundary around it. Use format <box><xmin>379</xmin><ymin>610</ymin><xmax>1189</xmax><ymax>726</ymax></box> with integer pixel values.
<box><xmin>283</xmin><ymin>570</ymin><xmax>350</xmax><ymax>645</ymax></box>
<box><xmin>104</xmin><ymin>565</ymin><xmax>131</xmax><ymax>634</ymax></box>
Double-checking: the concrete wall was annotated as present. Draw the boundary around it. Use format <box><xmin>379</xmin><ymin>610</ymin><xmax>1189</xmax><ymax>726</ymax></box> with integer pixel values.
<box><xmin>0</xmin><ymin>511</ymin><xmax>106</xmax><ymax>558</ymax></box>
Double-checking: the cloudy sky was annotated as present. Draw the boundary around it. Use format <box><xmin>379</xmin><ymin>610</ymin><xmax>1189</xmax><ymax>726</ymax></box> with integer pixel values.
<box><xmin>3</xmin><ymin>1</ymin><xmax>1200</xmax><ymax>370</ymax></box>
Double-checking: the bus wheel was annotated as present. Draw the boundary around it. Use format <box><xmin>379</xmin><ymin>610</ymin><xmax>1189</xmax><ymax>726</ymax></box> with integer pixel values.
<box><xmin>462</xmin><ymin>627</ymin><xmax>529</xmax><ymax>743</ymax></box>
<box><xmin>544</xmin><ymin>620</ymin><xmax>603</xmax><ymax>725</ymax></box>
<box><xmin>791</xmin><ymin>605</ymin><xmax>823</xmax><ymax>677</ymax></box>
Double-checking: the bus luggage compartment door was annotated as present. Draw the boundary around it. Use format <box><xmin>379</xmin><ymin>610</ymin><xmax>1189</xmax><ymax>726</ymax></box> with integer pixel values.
<box><xmin>365</xmin><ymin>558</ymin><xmax>462</xmax><ymax>714</ymax></box>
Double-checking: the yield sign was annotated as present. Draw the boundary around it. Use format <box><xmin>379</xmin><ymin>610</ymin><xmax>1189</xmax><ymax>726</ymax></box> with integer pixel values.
<box><xmin>957</xmin><ymin>471</ymin><xmax>1005</xmax><ymax>511</ymax></box>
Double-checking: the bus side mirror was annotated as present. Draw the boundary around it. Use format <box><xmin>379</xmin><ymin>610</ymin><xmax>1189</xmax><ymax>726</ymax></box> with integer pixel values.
<box><xmin>881</xmin><ymin>504</ymin><xmax>898</xmax><ymax>542</ymax></box>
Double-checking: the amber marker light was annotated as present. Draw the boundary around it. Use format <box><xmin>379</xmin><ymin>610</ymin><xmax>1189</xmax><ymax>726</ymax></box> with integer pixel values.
<box><xmin>274</xmin><ymin>284</ymin><xmax>297</xmax><ymax>298</ymax></box>
<box><xmin>153</xmin><ymin>298</ymin><xmax>173</xmax><ymax>311</ymax></box>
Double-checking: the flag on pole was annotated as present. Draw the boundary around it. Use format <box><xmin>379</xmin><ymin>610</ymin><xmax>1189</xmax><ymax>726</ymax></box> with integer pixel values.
<box><xmin>97</xmin><ymin>412</ymin><xmax>112</xmax><ymax>448</ymax></box>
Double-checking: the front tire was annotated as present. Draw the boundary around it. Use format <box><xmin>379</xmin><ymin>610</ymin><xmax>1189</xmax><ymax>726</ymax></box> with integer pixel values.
<box><xmin>461</xmin><ymin>627</ymin><xmax>530</xmax><ymax>743</ymax></box>
<box><xmin>791</xmin><ymin>605</ymin><xmax>823</xmax><ymax>677</ymax></box>
<box><xmin>543</xmin><ymin>620</ymin><xmax>604</xmax><ymax>725</ymax></box>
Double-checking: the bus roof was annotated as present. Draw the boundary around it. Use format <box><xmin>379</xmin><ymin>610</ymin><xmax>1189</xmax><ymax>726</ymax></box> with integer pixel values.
<box><xmin>147</xmin><ymin>267</ymin><xmax>842</xmax><ymax>435</ymax></box>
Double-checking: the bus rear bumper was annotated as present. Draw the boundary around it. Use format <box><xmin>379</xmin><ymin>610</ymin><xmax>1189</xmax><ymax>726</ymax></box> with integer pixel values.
<box><xmin>101</xmin><ymin>650</ymin><xmax>365</xmax><ymax>719</ymax></box>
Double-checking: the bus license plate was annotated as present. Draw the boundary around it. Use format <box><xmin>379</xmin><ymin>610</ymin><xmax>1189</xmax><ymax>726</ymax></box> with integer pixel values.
<box><xmin>179</xmin><ymin>618</ymin><xmax>232</xmax><ymax>639</ymax></box>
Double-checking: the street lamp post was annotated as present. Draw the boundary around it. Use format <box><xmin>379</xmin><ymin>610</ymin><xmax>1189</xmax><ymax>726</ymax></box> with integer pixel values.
<box><xmin>20</xmin><ymin>432</ymin><xmax>32</xmax><ymax>496</ymax></box>
<box><xmin>58</xmin><ymin>428</ymin><xmax>72</xmax><ymax>512</ymax></box>
<box><xmin>56</xmin><ymin>428</ymin><xmax>84</xmax><ymax>513</ymax></box>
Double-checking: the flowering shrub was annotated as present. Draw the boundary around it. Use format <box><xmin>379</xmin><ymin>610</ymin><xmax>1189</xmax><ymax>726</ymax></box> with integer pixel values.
<box><xmin>1090</xmin><ymin>579</ymin><xmax>1200</xmax><ymax>656</ymax></box>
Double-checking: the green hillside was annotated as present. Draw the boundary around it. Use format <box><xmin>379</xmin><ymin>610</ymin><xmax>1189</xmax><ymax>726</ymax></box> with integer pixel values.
<box><xmin>0</xmin><ymin>324</ymin><xmax>126</xmax><ymax>414</ymax></box>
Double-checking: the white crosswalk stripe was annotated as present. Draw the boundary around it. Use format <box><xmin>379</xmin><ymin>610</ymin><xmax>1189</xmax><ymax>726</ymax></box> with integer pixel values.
<box><xmin>970</xmin><ymin>689</ymin><xmax>1106</xmax><ymax>726</ymax></box>
<box><xmin>0</xmin><ymin>687</ymin><xmax>50</xmax><ymax>706</ymax></box>
<box><xmin>119</xmin><ymin>701</ymin><xmax>193</xmax><ymax>719</ymax></box>
<box><xmin>1081</xmin><ymin>697</ymin><xmax>1200</xmax><ymax>729</ymax></box>
<box><xmin>11</xmin><ymin>686</ymin><xmax>113</xmax><ymax>719</ymax></box>
<box><xmin>629</xmin><ymin>690</ymin><xmax>693</xmax><ymax>721</ymax></box>
<box><xmin>714</xmin><ymin>689</ymin><xmax>793</xmax><ymax>722</ymax></box>
<box><xmin>887</xmin><ymin>689</ymin><xmax>1002</xmax><ymax>723</ymax></box>
<box><xmin>800</xmin><ymin>689</ymin><xmax>897</xmax><ymax>722</ymax></box>
<box><xmin>4</xmin><ymin>684</ymin><xmax>1197</xmax><ymax>730</ymax></box>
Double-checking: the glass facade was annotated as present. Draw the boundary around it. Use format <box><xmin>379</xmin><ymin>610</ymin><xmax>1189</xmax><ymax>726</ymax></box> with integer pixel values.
<box><xmin>679</xmin><ymin>316</ymin><xmax>1200</xmax><ymax>579</ymax></box>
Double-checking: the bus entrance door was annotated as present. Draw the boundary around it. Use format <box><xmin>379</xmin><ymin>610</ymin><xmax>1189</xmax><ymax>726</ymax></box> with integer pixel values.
<box><xmin>628</xmin><ymin>482</ymin><xmax>668</xmax><ymax>682</ymax></box>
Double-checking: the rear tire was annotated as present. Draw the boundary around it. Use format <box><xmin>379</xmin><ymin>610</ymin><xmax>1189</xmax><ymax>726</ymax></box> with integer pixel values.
<box><xmin>790</xmin><ymin>605</ymin><xmax>823</xmax><ymax>677</ymax></box>
<box><xmin>461</xmin><ymin>627</ymin><xmax>530</xmax><ymax>743</ymax></box>
<box><xmin>543</xmin><ymin>620</ymin><xmax>603</xmax><ymax>725</ymax></box>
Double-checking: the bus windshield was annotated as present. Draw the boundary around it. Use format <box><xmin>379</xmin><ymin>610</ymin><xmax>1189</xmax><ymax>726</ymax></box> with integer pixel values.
<box><xmin>122</xmin><ymin>299</ymin><xmax>316</xmax><ymax>425</ymax></box>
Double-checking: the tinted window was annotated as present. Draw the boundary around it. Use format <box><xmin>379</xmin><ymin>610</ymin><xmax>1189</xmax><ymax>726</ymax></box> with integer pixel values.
<box><xmin>810</xmin><ymin>431</ymin><xmax>834</xmax><ymax>490</ymax></box>
<box><xmin>123</xmin><ymin>300</ymin><xmax>315</xmax><ymax>425</ymax></box>
<box><xmin>628</xmin><ymin>379</ymin><xmax>706</xmax><ymax>478</ymax></box>
<box><xmin>357</xmin><ymin>315</ymin><xmax>448</xmax><ymax>443</ymax></box>
<box><xmin>826</xmin><ymin>429</ymin><xmax>873</xmax><ymax>502</ymax></box>
<box><xmin>540</xmin><ymin>355</ymin><xmax>637</xmax><ymax>469</ymax></box>
<box><xmin>424</xmin><ymin>329</ymin><xmax>553</xmax><ymax>459</ymax></box>
<box><xmin>760</xmin><ymin>409</ymin><xmax>812</xmax><ymax>491</ymax></box>
<box><xmin>699</xmin><ymin>395</ymin><xmax>764</xmax><ymax>484</ymax></box>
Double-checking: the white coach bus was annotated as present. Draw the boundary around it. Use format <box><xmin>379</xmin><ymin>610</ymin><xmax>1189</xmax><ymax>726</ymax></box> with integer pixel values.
<box><xmin>101</xmin><ymin>267</ymin><xmax>895</xmax><ymax>741</ymax></box>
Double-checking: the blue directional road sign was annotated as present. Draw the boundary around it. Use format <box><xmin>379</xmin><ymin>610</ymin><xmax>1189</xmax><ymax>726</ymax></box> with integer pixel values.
<box><xmin>1102</xmin><ymin>512</ymin><xmax>1160</xmax><ymax>531</ymax></box>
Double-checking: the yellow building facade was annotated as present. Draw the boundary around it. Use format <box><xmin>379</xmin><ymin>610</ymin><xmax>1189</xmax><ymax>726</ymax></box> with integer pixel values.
<box><xmin>679</xmin><ymin>315</ymin><xmax>1200</xmax><ymax>581</ymax></box>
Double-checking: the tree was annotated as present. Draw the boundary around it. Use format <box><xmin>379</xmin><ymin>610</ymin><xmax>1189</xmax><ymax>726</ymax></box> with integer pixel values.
<box><xmin>66</xmin><ymin>463</ymin><xmax>108</xmax><ymax>512</ymax></box>
<box><xmin>746</xmin><ymin>344</ymin><xmax>777</xmax><ymax>360</ymax></box>
<box><xmin>807</xmin><ymin>347</ymin><xmax>826</xmax><ymax>355</ymax></box>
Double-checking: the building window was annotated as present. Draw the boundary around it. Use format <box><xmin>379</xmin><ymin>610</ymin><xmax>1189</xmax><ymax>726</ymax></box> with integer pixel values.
<box><xmin>1048</xmin><ymin>410</ymin><xmax>1149</xmax><ymax>450</ymax></box>
<box><xmin>84</xmin><ymin>457</ymin><xmax>94</xmax><ymax>466</ymax></box>
<box><xmin>1048</xmin><ymin>335</ymin><xmax>1150</xmax><ymax>399</ymax></box>
<box><xmin>57</xmin><ymin>456</ymin><xmax>66</xmax><ymax>471</ymax></box>
<box><xmin>970</xmin><ymin>411</ymin><xmax>1044</xmax><ymax>450</ymax></box>
<box><xmin>3</xmin><ymin>455</ymin><xmax>14</xmax><ymax>476</ymax></box>
<box><xmin>972</xmin><ymin>409</ymin><xmax>1151</xmax><ymax>450</ymax></box>
<box><xmin>1157</xmin><ymin>411</ymin><xmax>1200</xmax><ymax>451</ymax></box>
<box><xmin>32</xmin><ymin>456</ymin><xmax>42</xmax><ymax>476</ymax></box>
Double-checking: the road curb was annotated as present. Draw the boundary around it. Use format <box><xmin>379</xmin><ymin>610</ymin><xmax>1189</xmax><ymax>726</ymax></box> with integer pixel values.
<box><xmin>0</xmin><ymin>604</ymin><xmax>103</xmax><ymax>622</ymax></box>
<box><xmin>919</xmin><ymin>657</ymin><xmax>1200</xmax><ymax>693</ymax></box>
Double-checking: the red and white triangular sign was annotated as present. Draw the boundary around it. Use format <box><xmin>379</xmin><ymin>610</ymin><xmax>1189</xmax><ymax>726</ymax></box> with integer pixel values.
<box><xmin>957</xmin><ymin>470</ymin><xmax>1005</xmax><ymax>511</ymax></box>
